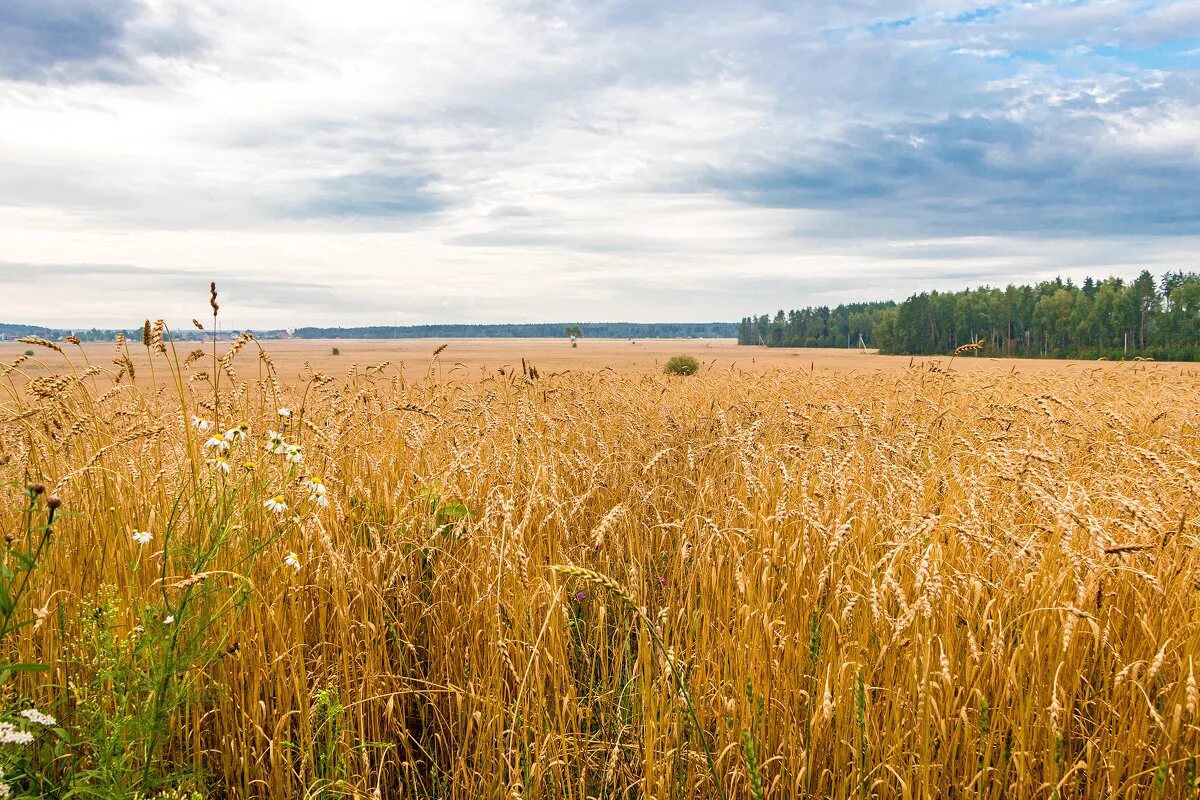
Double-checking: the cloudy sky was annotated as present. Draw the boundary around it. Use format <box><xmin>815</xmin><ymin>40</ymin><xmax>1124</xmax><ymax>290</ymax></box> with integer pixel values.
<box><xmin>1</xmin><ymin>0</ymin><xmax>1198</xmax><ymax>328</ymax></box>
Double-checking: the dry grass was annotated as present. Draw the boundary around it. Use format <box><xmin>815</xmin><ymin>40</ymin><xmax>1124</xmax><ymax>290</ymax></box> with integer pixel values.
<box><xmin>1</xmin><ymin>331</ymin><xmax>1199</xmax><ymax>798</ymax></box>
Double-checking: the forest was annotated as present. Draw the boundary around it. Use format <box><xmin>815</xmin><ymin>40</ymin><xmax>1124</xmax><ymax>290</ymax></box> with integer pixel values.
<box><xmin>291</xmin><ymin>322</ymin><xmax>738</xmax><ymax>339</ymax></box>
<box><xmin>0</xmin><ymin>321</ymin><xmax>738</xmax><ymax>342</ymax></box>
<box><xmin>738</xmin><ymin>270</ymin><xmax>1200</xmax><ymax>360</ymax></box>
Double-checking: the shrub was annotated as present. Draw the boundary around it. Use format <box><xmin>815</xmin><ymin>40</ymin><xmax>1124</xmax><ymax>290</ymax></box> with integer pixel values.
<box><xmin>331</xmin><ymin>347</ymin><xmax>340</xmax><ymax>356</ymax></box>
<box><xmin>24</xmin><ymin>350</ymin><xmax>34</xmax><ymax>356</ymax></box>
<box><xmin>664</xmin><ymin>355</ymin><xmax>700</xmax><ymax>376</ymax></box>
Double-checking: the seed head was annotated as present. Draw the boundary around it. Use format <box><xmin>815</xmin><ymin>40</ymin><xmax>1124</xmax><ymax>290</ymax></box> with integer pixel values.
<box><xmin>550</xmin><ymin>565</ymin><xmax>639</xmax><ymax>610</ymax></box>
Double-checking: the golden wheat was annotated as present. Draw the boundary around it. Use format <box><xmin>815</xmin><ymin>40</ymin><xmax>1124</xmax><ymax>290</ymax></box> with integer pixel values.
<box><xmin>0</xmin><ymin>338</ymin><xmax>1198</xmax><ymax>798</ymax></box>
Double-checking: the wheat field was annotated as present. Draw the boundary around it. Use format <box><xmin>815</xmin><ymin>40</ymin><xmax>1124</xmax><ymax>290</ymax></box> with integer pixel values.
<box><xmin>1</xmin><ymin>329</ymin><xmax>1198</xmax><ymax>799</ymax></box>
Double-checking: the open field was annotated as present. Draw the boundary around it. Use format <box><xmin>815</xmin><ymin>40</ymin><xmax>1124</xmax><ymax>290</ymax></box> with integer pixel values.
<box><xmin>1</xmin><ymin>334</ymin><xmax>1199</xmax><ymax>798</ymax></box>
<box><xmin>6</xmin><ymin>337</ymin><xmax>1200</xmax><ymax>387</ymax></box>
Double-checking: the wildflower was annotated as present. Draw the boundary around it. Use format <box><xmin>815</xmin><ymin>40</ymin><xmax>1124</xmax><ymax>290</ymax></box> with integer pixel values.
<box><xmin>0</xmin><ymin>722</ymin><xmax>33</xmax><ymax>745</ymax></box>
<box><xmin>306</xmin><ymin>477</ymin><xmax>328</xmax><ymax>506</ymax></box>
<box><xmin>211</xmin><ymin>455</ymin><xmax>231</xmax><ymax>475</ymax></box>
<box><xmin>277</xmin><ymin>407</ymin><xmax>292</xmax><ymax>419</ymax></box>
<box><xmin>285</xmin><ymin>445</ymin><xmax>303</xmax><ymax>464</ymax></box>
<box><xmin>224</xmin><ymin>423</ymin><xmax>249</xmax><ymax>442</ymax></box>
<box><xmin>264</xmin><ymin>495</ymin><xmax>288</xmax><ymax>514</ymax></box>
<box><xmin>575</xmin><ymin>592</ymin><xmax>587</xmax><ymax>602</ymax></box>
<box><xmin>242</xmin><ymin>460</ymin><xmax>257</xmax><ymax>472</ymax></box>
<box><xmin>18</xmin><ymin>709</ymin><xmax>56</xmax><ymax>727</ymax></box>
<box><xmin>191</xmin><ymin>416</ymin><xmax>213</xmax><ymax>433</ymax></box>
<box><xmin>132</xmin><ymin>530</ymin><xmax>153</xmax><ymax>545</ymax></box>
<box><xmin>205</xmin><ymin>436</ymin><xmax>230</xmax><ymax>453</ymax></box>
<box><xmin>0</xmin><ymin>781</ymin><xmax>10</xmax><ymax>797</ymax></box>
<box><xmin>284</xmin><ymin>552</ymin><xmax>301</xmax><ymax>571</ymax></box>
<box><xmin>265</xmin><ymin>430</ymin><xmax>286</xmax><ymax>454</ymax></box>
<box><xmin>163</xmin><ymin>615</ymin><xmax>175</xmax><ymax>625</ymax></box>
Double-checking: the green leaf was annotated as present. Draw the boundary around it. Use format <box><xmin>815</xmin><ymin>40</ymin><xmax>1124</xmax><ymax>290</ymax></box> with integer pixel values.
<box><xmin>0</xmin><ymin>662</ymin><xmax>49</xmax><ymax>677</ymax></box>
<box><xmin>440</xmin><ymin>502</ymin><xmax>469</xmax><ymax>520</ymax></box>
<box><xmin>13</xmin><ymin>551</ymin><xmax>40</xmax><ymax>571</ymax></box>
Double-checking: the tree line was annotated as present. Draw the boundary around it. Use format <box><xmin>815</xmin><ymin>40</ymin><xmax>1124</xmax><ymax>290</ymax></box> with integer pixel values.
<box><xmin>739</xmin><ymin>270</ymin><xmax>1200</xmax><ymax>360</ymax></box>
<box><xmin>292</xmin><ymin>322</ymin><xmax>738</xmax><ymax>339</ymax></box>
<box><xmin>736</xmin><ymin>301</ymin><xmax>897</xmax><ymax>349</ymax></box>
<box><xmin>1</xmin><ymin>321</ymin><xmax>739</xmax><ymax>342</ymax></box>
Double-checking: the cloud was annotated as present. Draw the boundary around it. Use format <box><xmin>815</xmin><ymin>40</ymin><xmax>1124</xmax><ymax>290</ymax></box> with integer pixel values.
<box><xmin>702</xmin><ymin>106</ymin><xmax>1200</xmax><ymax>236</ymax></box>
<box><xmin>283</xmin><ymin>172</ymin><xmax>446</xmax><ymax>219</ymax></box>
<box><xmin>0</xmin><ymin>0</ymin><xmax>203</xmax><ymax>83</ymax></box>
<box><xmin>0</xmin><ymin>0</ymin><xmax>1198</xmax><ymax>326</ymax></box>
<box><xmin>0</xmin><ymin>0</ymin><xmax>137</xmax><ymax>80</ymax></box>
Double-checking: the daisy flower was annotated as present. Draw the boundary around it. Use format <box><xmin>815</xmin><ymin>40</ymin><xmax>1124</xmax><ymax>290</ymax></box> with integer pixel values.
<box><xmin>284</xmin><ymin>552</ymin><xmax>301</xmax><ymax>571</ymax></box>
<box><xmin>191</xmin><ymin>416</ymin><xmax>213</xmax><ymax>433</ymax></box>
<box><xmin>132</xmin><ymin>530</ymin><xmax>153</xmax><ymax>545</ymax></box>
<box><xmin>277</xmin><ymin>407</ymin><xmax>292</xmax><ymax>419</ymax></box>
<box><xmin>163</xmin><ymin>615</ymin><xmax>175</xmax><ymax>625</ymax></box>
<box><xmin>265</xmin><ymin>430</ymin><xmax>286</xmax><ymax>455</ymax></box>
<box><xmin>18</xmin><ymin>708</ymin><xmax>56</xmax><ymax>727</ymax></box>
<box><xmin>211</xmin><ymin>455</ymin><xmax>231</xmax><ymax>475</ymax></box>
<box><xmin>205</xmin><ymin>436</ymin><xmax>230</xmax><ymax>453</ymax></box>
<box><xmin>224</xmin><ymin>423</ymin><xmax>250</xmax><ymax>442</ymax></box>
<box><xmin>285</xmin><ymin>445</ymin><xmax>303</xmax><ymax>464</ymax></box>
<box><xmin>306</xmin><ymin>477</ymin><xmax>328</xmax><ymax>506</ymax></box>
<box><xmin>264</xmin><ymin>495</ymin><xmax>288</xmax><ymax>514</ymax></box>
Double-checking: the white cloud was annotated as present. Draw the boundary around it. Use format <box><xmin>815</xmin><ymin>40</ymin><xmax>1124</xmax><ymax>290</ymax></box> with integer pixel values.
<box><xmin>0</xmin><ymin>0</ymin><xmax>1198</xmax><ymax>326</ymax></box>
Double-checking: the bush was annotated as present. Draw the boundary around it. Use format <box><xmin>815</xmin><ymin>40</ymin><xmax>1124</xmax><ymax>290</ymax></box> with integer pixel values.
<box><xmin>331</xmin><ymin>347</ymin><xmax>340</xmax><ymax>356</ymax></box>
<box><xmin>664</xmin><ymin>355</ymin><xmax>700</xmax><ymax>376</ymax></box>
<box><xmin>24</xmin><ymin>350</ymin><xmax>34</xmax><ymax>356</ymax></box>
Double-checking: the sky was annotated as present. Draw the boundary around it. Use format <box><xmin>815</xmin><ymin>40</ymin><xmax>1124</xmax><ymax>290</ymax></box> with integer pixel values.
<box><xmin>1</xmin><ymin>0</ymin><xmax>1198</xmax><ymax>328</ymax></box>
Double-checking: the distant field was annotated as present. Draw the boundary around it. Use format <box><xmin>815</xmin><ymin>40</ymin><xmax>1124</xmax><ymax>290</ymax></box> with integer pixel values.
<box><xmin>6</xmin><ymin>337</ymin><xmax>1199</xmax><ymax>386</ymax></box>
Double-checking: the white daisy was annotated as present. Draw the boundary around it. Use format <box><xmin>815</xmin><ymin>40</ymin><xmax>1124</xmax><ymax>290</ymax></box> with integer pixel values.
<box><xmin>306</xmin><ymin>477</ymin><xmax>328</xmax><ymax>506</ymax></box>
<box><xmin>211</xmin><ymin>455</ymin><xmax>231</xmax><ymax>475</ymax></box>
<box><xmin>191</xmin><ymin>416</ymin><xmax>213</xmax><ymax>433</ymax></box>
<box><xmin>163</xmin><ymin>615</ymin><xmax>175</xmax><ymax>625</ymax></box>
<box><xmin>265</xmin><ymin>430</ymin><xmax>286</xmax><ymax>455</ymax></box>
<box><xmin>205</xmin><ymin>436</ymin><xmax>230</xmax><ymax>453</ymax></box>
<box><xmin>277</xmin><ymin>407</ymin><xmax>292</xmax><ymax>419</ymax></box>
<box><xmin>264</xmin><ymin>495</ymin><xmax>288</xmax><ymax>514</ymax></box>
<box><xmin>285</xmin><ymin>445</ymin><xmax>303</xmax><ymax>464</ymax></box>
<box><xmin>223</xmin><ymin>423</ymin><xmax>249</xmax><ymax>442</ymax></box>
<box><xmin>132</xmin><ymin>530</ymin><xmax>153</xmax><ymax>545</ymax></box>
<box><xmin>284</xmin><ymin>552</ymin><xmax>301</xmax><ymax>571</ymax></box>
